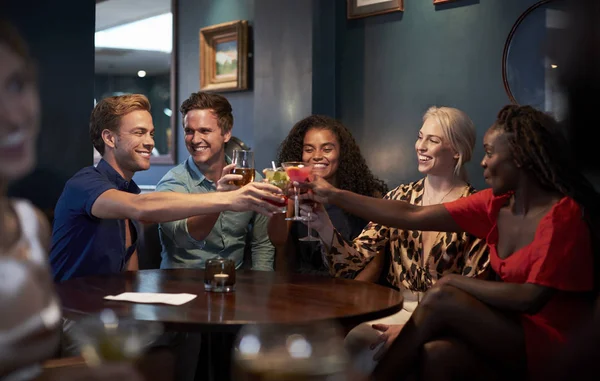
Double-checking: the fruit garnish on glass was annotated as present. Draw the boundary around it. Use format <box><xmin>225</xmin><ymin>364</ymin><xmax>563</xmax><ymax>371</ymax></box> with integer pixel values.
<box><xmin>264</xmin><ymin>167</ymin><xmax>290</xmax><ymax>213</ymax></box>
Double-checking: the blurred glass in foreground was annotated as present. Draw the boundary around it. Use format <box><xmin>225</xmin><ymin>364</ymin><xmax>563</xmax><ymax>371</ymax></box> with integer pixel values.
<box><xmin>233</xmin><ymin>321</ymin><xmax>350</xmax><ymax>380</ymax></box>
<box><xmin>68</xmin><ymin>309</ymin><xmax>162</xmax><ymax>366</ymax></box>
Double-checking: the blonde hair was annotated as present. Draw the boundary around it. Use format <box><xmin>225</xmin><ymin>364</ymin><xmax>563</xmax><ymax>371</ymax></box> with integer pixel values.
<box><xmin>422</xmin><ymin>106</ymin><xmax>476</xmax><ymax>180</ymax></box>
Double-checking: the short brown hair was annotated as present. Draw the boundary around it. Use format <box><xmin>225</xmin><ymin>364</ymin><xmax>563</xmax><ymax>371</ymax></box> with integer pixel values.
<box><xmin>179</xmin><ymin>92</ymin><xmax>233</xmax><ymax>134</ymax></box>
<box><xmin>90</xmin><ymin>94</ymin><xmax>151</xmax><ymax>155</ymax></box>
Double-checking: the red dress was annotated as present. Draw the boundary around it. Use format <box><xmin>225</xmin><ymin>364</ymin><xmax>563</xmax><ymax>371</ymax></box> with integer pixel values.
<box><xmin>444</xmin><ymin>189</ymin><xmax>594</xmax><ymax>379</ymax></box>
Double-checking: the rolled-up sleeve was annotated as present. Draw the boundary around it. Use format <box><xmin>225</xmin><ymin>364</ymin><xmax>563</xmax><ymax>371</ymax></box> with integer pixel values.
<box><xmin>156</xmin><ymin>176</ymin><xmax>206</xmax><ymax>250</ymax></box>
<box><xmin>249</xmin><ymin>212</ymin><xmax>275</xmax><ymax>271</ymax></box>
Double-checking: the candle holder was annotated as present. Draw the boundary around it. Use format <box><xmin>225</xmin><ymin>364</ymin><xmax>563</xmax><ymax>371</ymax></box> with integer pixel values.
<box><xmin>204</xmin><ymin>258</ymin><xmax>236</xmax><ymax>292</ymax></box>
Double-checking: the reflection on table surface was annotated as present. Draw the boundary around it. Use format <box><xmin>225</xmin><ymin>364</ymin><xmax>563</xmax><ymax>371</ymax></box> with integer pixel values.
<box><xmin>56</xmin><ymin>269</ymin><xmax>404</xmax><ymax>332</ymax></box>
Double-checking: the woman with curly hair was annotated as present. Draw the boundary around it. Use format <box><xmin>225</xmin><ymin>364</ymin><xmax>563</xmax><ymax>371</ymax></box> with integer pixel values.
<box><xmin>269</xmin><ymin>115</ymin><xmax>387</xmax><ymax>276</ymax></box>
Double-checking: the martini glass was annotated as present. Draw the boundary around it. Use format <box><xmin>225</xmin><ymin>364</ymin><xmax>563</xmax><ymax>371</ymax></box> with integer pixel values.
<box><xmin>281</xmin><ymin>162</ymin><xmax>320</xmax><ymax>242</ymax></box>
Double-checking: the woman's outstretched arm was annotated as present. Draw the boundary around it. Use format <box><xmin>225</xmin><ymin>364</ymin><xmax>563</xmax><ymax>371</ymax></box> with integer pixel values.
<box><xmin>302</xmin><ymin>176</ymin><xmax>462</xmax><ymax>233</ymax></box>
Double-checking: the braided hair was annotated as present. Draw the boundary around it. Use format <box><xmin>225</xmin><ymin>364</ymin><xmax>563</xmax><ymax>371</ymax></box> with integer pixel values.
<box><xmin>277</xmin><ymin>115</ymin><xmax>388</xmax><ymax>198</ymax></box>
<box><xmin>493</xmin><ymin>105</ymin><xmax>599</xmax><ymax>211</ymax></box>
<box><xmin>494</xmin><ymin>105</ymin><xmax>600</xmax><ymax>291</ymax></box>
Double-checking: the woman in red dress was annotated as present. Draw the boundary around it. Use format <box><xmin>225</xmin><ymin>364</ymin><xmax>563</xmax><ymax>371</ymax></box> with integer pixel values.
<box><xmin>301</xmin><ymin>105</ymin><xmax>598</xmax><ymax>381</ymax></box>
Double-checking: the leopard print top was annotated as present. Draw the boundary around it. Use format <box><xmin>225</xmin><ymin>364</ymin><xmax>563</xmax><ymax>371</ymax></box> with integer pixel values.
<box><xmin>322</xmin><ymin>178</ymin><xmax>490</xmax><ymax>292</ymax></box>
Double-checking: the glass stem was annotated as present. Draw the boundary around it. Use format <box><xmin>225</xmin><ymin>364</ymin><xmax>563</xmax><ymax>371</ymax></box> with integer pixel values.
<box><xmin>294</xmin><ymin>186</ymin><xmax>300</xmax><ymax>218</ymax></box>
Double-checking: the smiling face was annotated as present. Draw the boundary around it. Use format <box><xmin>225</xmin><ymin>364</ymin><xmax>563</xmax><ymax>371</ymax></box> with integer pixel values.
<box><xmin>302</xmin><ymin>127</ymin><xmax>340</xmax><ymax>183</ymax></box>
<box><xmin>481</xmin><ymin>127</ymin><xmax>520</xmax><ymax>195</ymax></box>
<box><xmin>0</xmin><ymin>42</ymin><xmax>40</xmax><ymax>182</ymax></box>
<box><xmin>107</xmin><ymin>110</ymin><xmax>155</xmax><ymax>179</ymax></box>
<box><xmin>184</xmin><ymin>109</ymin><xmax>231</xmax><ymax>169</ymax></box>
<box><xmin>415</xmin><ymin>117</ymin><xmax>458</xmax><ymax>177</ymax></box>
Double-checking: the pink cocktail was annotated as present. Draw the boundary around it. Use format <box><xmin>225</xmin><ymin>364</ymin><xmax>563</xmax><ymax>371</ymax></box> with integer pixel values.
<box><xmin>284</xmin><ymin>165</ymin><xmax>312</xmax><ymax>183</ymax></box>
<box><xmin>280</xmin><ymin>162</ymin><xmax>320</xmax><ymax>241</ymax></box>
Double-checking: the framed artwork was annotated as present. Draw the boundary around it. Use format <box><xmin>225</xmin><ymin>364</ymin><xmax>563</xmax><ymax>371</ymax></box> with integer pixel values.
<box><xmin>433</xmin><ymin>0</ymin><xmax>459</xmax><ymax>3</ymax></box>
<box><xmin>347</xmin><ymin>0</ymin><xmax>404</xmax><ymax>19</ymax></box>
<box><xmin>199</xmin><ymin>20</ymin><xmax>248</xmax><ymax>92</ymax></box>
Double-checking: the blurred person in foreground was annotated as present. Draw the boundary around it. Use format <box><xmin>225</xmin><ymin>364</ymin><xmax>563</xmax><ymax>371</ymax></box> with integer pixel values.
<box><xmin>0</xmin><ymin>20</ymin><xmax>142</xmax><ymax>381</ymax></box>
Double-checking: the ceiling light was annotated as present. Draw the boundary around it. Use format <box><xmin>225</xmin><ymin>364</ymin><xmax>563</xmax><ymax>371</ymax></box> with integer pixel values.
<box><xmin>95</xmin><ymin>13</ymin><xmax>172</xmax><ymax>53</ymax></box>
<box><xmin>137</xmin><ymin>70</ymin><xmax>147</xmax><ymax>78</ymax></box>
<box><xmin>551</xmin><ymin>64</ymin><xmax>558</xmax><ymax>69</ymax></box>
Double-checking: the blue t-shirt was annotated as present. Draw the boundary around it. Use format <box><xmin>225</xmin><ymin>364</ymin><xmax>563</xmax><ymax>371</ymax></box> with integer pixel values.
<box><xmin>50</xmin><ymin>159</ymin><xmax>141</xmax><ymax>282</ymax></box>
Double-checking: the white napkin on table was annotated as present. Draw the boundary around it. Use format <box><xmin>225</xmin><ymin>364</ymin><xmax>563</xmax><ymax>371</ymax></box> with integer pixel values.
<box><xmin>104</xmin><ymin>292</ymin><xmax>197</xmax><ymax>306</ymax></box>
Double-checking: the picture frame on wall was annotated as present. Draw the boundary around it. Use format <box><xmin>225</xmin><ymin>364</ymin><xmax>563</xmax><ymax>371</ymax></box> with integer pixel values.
<box><xmin>199</xmin><ymin>20</ymin><xmax>248</xmax><ymax>92</ymax></box>
<box><xmin>347</xmin><ymin>0</ymin><xmax>404</xmax><ymax>19</ymax></box>
<box><xmin>433</xmin><ymin>0</ymin><xmax>458</xmax><ymax>4</ymax></box>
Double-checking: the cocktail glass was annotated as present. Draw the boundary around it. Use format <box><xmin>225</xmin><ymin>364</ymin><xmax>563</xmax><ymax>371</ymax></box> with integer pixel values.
<box><xmin>263</xmin><ymin>167</ymin><xmax>290</xmax><ymax>213</ymax></box>
<box><xmin>281</xmin><ymin>162</ymin><xmax>320</xmax><ymax>242</ymax></box>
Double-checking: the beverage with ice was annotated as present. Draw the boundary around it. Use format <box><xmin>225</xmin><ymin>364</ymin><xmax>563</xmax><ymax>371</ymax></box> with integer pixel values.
<box><xmin>264</xmin><ymin>167</ymin><xmax>290</xmax><ymax>213</ymax></box>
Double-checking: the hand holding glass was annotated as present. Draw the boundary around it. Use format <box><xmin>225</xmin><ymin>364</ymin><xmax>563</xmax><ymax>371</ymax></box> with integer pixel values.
<box><xmin>232</xmin><ymin>150</ymin><xmax>255</xmax><ymax>186</ymax></box>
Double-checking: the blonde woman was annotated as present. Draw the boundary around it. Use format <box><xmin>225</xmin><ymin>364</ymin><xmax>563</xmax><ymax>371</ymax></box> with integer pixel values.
<box><xmin>302</xmin><ymin>106</ymin><xmax>490</xmax><ymax>375</ymax></box>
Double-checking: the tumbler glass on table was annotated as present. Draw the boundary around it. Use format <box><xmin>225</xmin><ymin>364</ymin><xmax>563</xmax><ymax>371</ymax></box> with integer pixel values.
<box><xmin>232</xmin><ymin>150</ymin><xmax>255</xmax><ymax>186</ymax></box>
<box><xmin>204</xmin><ymin>258</ymin><xmax>236</xmax><ymax>292</ymax></box>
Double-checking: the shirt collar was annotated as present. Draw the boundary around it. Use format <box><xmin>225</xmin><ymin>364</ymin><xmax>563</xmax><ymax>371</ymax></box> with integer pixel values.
<box><xmin>185</xmin><ymin>155</ymin><xmax>232</xmax><ymax>186</ymax></box>
<box><xmin>96</xmin><ymin>159</ymin><xmax>141</xmax><ymax>194</ymax></box>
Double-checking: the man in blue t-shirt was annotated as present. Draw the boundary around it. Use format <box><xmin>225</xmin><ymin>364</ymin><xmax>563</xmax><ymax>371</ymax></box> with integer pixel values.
<box><xmin>50</xmin><ymin>94</ymin><xmax>282</xmax><ymax>282</ymax></box>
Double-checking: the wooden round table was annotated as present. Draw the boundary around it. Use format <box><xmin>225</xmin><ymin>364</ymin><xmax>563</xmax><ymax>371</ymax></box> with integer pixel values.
<box><xmin>56</xmin><ymin>269</ymin><xmax>403</xmax><ymax>332</ymax></box>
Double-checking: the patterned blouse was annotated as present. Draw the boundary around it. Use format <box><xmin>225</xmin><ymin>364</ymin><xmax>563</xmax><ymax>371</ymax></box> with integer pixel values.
<box><xmin>322</xmin><ymin>178</ymin><xmax>490</xmax><ymax>292</ymax></box>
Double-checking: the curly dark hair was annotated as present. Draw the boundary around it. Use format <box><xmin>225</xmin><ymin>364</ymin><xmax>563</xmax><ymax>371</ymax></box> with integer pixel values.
<box><xmin>277</xmin><ymin>115</ymin><xmax>388</xmax><ymax>197</ymax></box>
<box><xmin>494</xmin><ymin>104</ymin><xmax>600</xmax><ymax>290</ymax></box>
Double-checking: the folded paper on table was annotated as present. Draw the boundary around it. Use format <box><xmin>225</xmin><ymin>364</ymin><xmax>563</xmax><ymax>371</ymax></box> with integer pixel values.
<box><xmin>104</xmin><ymin>292</ymin><xmax>197</xmax><ymax>306</ymax></box>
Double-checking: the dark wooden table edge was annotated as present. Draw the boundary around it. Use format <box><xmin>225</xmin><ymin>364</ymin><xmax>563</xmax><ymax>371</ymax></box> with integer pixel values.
<box><xmin>61</xmin><ymin>299</ymin><xmax>403</xmax><ymax>334</ymax></box>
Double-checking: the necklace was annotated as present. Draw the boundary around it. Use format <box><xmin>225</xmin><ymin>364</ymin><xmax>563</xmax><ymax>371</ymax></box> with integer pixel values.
<box><xmin>417</xmin><ymin>180</ymin><xmax>466</xmax><ymax>293</ymax></box>
<box><xmin>424</xmin><ymin>181</ymin><xmax>460</xmax><ymax>206</ymax></box>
